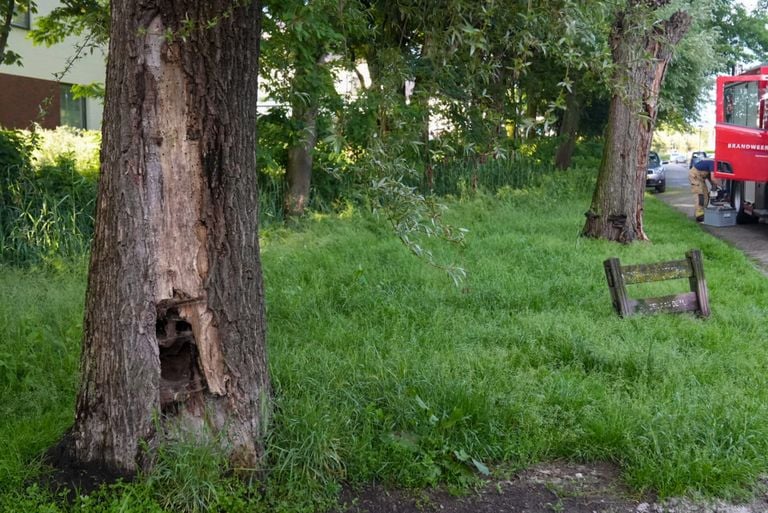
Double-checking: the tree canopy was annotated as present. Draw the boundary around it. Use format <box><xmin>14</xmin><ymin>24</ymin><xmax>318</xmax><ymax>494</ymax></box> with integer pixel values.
<box><xmin>10</xmin><ymin>0</ymin><xmax>768</xmax><ymax>147</ymax></box>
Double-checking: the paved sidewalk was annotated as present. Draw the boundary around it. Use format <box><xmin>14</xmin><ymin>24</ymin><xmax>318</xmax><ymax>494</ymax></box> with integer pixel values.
<box><xmin>653</xmin><ymin>187</ymin><xmax>768</xmax><ymax>274</ymax></box>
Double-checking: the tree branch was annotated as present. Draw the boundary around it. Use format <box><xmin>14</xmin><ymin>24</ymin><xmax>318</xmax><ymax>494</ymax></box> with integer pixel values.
<box><xmin>0</xmin><ymin>0</ymin><xmax>15</xmax><ymax>63</ymax></box>
<box><xmin>660</xmin><ymin>10</ymin><xmax>693</xmax><ymax>46</ymax></box>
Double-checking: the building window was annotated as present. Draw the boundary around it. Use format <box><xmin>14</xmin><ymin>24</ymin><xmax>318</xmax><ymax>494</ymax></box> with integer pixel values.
<box><xmin>60</xmin><ymin>85</ymin><xmax>87</xmax><ymax>129</ymax></box>
<box><xmin>11</xmin><ymin>0</ymin><xmax>31</xmax><ymax>29</ymax></box>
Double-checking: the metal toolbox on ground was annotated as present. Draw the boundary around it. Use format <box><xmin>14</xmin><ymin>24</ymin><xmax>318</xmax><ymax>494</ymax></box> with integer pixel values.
<box><xmin>703</xmin><ymin>205</ymin><xmax>737</xmax><ymax>227</ymax></box>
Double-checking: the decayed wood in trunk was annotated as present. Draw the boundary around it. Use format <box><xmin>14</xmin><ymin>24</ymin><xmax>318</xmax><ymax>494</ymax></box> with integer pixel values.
<box><xmin>57</xmin><ymin>0</ymin><xmax>269</xmax><ymax>476</ymax></box>
<box><xmin>582</xmin><ymin>0</ymin><xmax>690</xmax><ymax>242</ymax></box>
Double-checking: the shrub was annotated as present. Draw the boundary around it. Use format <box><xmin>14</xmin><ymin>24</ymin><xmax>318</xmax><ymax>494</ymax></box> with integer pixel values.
<box><xmin>30</xmin><ymin>126</ymin><xmax>101</xmax><ymax>178</ymax></box>
<box><xmin>0</xmin><ymin>130</ymin><xmax>33</xmax><ymax>209</ymax></box>
<box><xmin>0</xmin><ymin>129</ymin><xmax>32</xmax><ymax>172</ymax></box>
<box><xmin>570</xmin><ymin>137</ymin><xmax>604</xmax><ymax>170</ymax></box>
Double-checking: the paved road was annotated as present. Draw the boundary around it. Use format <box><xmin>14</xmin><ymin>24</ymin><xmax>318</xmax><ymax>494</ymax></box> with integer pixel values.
<box><xmin>654</xmin><ymin>162</ymin><xmax>768</xmax><ymax>274</ymax></box>
<box><xmin>661</xmin><ymin>162</ymin><xmax>691</xmax><ymax>188</ymax></box>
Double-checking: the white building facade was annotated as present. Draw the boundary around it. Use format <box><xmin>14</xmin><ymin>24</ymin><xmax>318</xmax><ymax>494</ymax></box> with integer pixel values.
<box><xmin>0</xmin><ymin>0</ymin><xmax>105</xmax><ymax>130</ymax></box>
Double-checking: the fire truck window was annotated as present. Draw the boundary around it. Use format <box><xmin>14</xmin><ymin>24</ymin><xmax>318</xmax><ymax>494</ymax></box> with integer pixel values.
<box><xmin>724</xmin><ymin>81</ymin><xmax>759</xmax><ymax>128</ymax></box>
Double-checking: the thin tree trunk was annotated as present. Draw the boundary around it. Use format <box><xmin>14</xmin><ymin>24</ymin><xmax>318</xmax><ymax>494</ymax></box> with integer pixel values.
<box><xmin>55</xmin><ymin>0</ymin><xmax>269</xmax><ymax>476</ymax></box>
<box><xmin>284</xmin><ymin>49</ymin><xmax>335</xmax><ymax>218</ymax></box>
<box><xmin>554</xmin><ymin>88</ymin><xmax>582</xmax><ymax>170</ymax></box>
<box><xmin>525</xmin><ymin>82</ymin><xmax>538</xmax><ymax>139</ymax></box>
<box><xmin>582</xmin><ymin>2</ymin><xmax>690</xmax><ymax>242</ymax></box>
<box><xmin>285</xmin><ymin>103</ymin><xmax>318</xmax><ymax>217</ymax></box>
<box><xmin>0</xmin><ymin>0</ymin><xmax>15</xmax><ymax>61</ymax></box>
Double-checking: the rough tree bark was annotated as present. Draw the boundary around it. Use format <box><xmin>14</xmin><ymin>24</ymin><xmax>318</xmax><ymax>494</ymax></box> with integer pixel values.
<box><xmin>582</xmin><ymin>0</ymin><xmax>690</xmax><ymax>242</ymax></box>
<box><xmin>56</xmin><ymin>0</ymin><xmax>269</xmax><ymax>476</ymax></box>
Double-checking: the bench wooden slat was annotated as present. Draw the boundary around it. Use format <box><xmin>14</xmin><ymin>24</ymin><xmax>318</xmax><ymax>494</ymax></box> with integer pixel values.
<box><xmin>621</xmin><ymin>259</ymin><xmax>692</xmax><ymax>284</ymax></box>
<box><xmin>687</xmin><ymin>249</ymin><xmax>710</xmax><ymax>317</ymax></box>
<box><xmin>604</xmin><ymin>258</ymin><xmax>632</xmax><ymax>317</ymax></box>
<box><xmin>630</xmin><ymin>292</ymin><xmax>699</xmax><ymax>315</ymax></box>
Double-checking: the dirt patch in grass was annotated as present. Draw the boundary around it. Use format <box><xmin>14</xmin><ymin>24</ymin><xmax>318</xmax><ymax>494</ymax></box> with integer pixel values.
<box><xmin>336</xmin><ymin>462</ymin><xmax>768</xmax><ymax>513</ymax></box>
<box><xmin>42</xmin><ymin>433</ymin><xmax>134</xmax><ymax>500</ymax></box>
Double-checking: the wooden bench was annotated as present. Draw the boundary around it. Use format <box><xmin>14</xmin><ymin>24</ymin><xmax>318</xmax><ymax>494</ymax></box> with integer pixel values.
<box><xmin>603</xmin><ymin>249</ymin><xmax>710</xmax><ymax>318</ymax></box>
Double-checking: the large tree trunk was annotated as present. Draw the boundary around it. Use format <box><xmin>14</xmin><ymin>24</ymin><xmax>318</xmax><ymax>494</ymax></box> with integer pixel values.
<box><xmin>57</xmin><ymin>0</ymin><xmax>269</xmax><ymax>476</ymax></box>
<box><xmin>582</xmin><ymin>1</ymin><xmax>690</xmax><ymax>242</ymax></box>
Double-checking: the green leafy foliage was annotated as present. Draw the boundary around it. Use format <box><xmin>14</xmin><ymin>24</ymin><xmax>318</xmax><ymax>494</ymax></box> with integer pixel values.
<box><xmin>7</xmin><ymin>1</ymin><xmax>768</xmax><ymax>511</ymax></box>
<box><xmin>30</xmin><ymin>126</ymin><xmax>101</xmax><ymax>177</ymax></box>
<box><xmin>70</xmin><ymin>82</ymin><xmax>105</xmax><ymax>100</ymax></box>
<box><xmin>0</xmin><ymin>129</ymin><xmax>32</xmax><ymax>210</ymax></box>
<box><xmin>29</xmin><ymin>0</ymin><xmax>110</xmax><ymax>48</ymax></box>
<box><xmin>0</xmin><ymin>125</ymin><xmax>553</xmax><ymax>269</ymax></box>
<box><xmin>0</xmin><ymin>1</ymin><xmax>38</xmax><ymax>66</ymax></box>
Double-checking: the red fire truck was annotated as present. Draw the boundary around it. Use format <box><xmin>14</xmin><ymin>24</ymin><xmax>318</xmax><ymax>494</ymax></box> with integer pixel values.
<box><xmin>714</xmin><ymin>64</ymin><xmax>768</xmax><ymax>222</ymax></box>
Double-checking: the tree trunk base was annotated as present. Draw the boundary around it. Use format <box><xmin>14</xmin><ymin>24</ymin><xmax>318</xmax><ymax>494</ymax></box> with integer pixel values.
<box><xmin>44</xmin><ymin>433</ymin><xmax>134</xmax><ymax>497</ymax></box>
<box><xmin>582</xmin><ymin>210</ymin><xmax>648</xmax><ymax>243</ymax></box>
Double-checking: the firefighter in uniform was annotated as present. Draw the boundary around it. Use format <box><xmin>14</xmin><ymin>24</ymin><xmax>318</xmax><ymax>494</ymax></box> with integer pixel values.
<box><xmin>689</xmin><ymin>159</ymin><xmax>720</xmax><ymax>222</ymax></box>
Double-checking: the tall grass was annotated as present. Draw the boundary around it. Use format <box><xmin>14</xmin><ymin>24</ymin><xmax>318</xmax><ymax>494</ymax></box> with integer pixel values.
<box><xmin>0</xmin><ymin>266</ymin><xmax>85</xmax><ymax>488</ymax></box>
<box><xmin>0</xmin><ymin>160</ymin><xmax>95</xmax><ymax>266</ymax></box>
<box><xmin>6</xmin><ymin>180</ymin><xmax>768</xmax><ymax>511</ymax></box>
<box><xmin>259</xmin><ymin>187</ymin><xmax>768</xmax><ymax>508</ymax></box>
<box><xmin>426</xmin><ymin>156</ymin><xmax>556</xmax><ymax>196</ymax></box>
<box><xmin>0</xmin><ymin>129</ymin><xmax>97</xmax><ymax>267</ymax></box>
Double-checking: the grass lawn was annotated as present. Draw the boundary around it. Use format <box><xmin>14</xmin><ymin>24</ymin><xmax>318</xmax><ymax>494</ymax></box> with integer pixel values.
<box><xmin>3</xmin><ymin>184</ymin><xmax>768</xmax><ymax>512</ymax></box>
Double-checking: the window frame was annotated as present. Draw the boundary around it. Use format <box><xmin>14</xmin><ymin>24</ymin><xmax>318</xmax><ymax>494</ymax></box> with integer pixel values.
<box><xmin>59</xmin><ymin>84</ymin><xmax>88</xmax><ymax>129</ymax></box>
<box><xmin>722</xmin><ymin>80</ymin><xmax>762</xmax><ymax>129</ymax></box>
<box><xmin>10</xmin><ymin>0</ymin><xmax>31</xmax><ymax>30</ymax></box>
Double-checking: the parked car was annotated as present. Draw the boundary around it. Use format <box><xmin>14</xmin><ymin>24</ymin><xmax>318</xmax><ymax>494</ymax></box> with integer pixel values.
<box><xmin>646</xmin><ymin>151</ymin><xmax>666</xmax><ymax>193</ymax></box>
<box><xmin>674</xmin><ymin>154</ymin><xmax>687</xmax><ymax>164</ymax></box>
<box><xmin>690</xmin><ymin>151</ymin><xmax>709</xmax><ymax>167</ymax></box>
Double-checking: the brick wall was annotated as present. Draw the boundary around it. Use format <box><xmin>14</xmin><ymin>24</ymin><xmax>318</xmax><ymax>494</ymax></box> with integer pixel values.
<box><xmin>0</xmin><ymin>73</ymin><xmax>60</xmax><ymax>129</ymax></box>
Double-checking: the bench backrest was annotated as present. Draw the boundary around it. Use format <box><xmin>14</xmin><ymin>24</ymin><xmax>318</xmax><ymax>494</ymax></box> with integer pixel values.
<box><xmin>603</xmin><ymin>249</ymin><xmax>710</xmax><ymax>317</ymax></box>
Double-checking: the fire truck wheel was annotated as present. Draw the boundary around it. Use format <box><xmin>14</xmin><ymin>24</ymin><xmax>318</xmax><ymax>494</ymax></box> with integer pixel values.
<box><xmin>728</xmin><ymin>181</ymin><xmax>757</xmax><ymax>224</ymax></box>
<box><xmin>729</xmin><ymin>180</ymin><xmax>744</xmax><ymax>212</ymax></box>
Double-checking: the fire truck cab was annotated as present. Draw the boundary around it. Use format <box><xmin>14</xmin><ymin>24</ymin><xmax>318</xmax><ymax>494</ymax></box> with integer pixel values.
<box><xmin>714</xmin><ymin>64</ymin><xmax>768</xmax><ymax>222</ymax></box>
